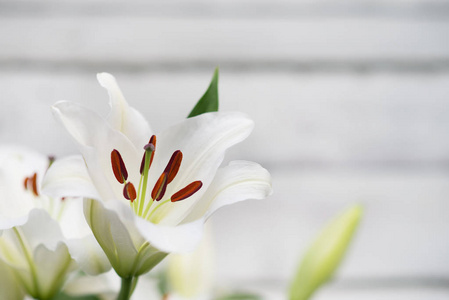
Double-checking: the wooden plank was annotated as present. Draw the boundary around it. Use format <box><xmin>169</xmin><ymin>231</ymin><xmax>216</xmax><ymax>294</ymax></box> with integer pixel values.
<box><xmin>0</xmin><ymin>17</ymin><xmax>448</xmax><ymax>65</ymax></box>
<box><xmin>1</xmin><ymin>0</ymin><xmax>449</xmax><ymax>19</ymax></box>
<box><xmin>212</xmin><ymin>168</ymin><xmax>449</xmax><ymax>281</ymax></box>
<box><xmin>1</xmin><ymin>71</ymin><xmax>449</xmax><ymax>165</ymax></box>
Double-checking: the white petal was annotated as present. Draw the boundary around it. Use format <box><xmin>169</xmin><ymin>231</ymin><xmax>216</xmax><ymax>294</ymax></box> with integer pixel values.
<box><xmin>52</xmin><ymin>101</ymin><xmax>140</xmax><ymax>203</ymax></box>
<box><xmin>147</xmin><ymin>112</ymin><xmax>254</xmax><ymax>225</ymax></box>
<box><xmin>67</xmin><ymin>235</ymin><xmax>111</xmax><ymax>275</ymax></box>
<box><xmin>84</xmin><ymin>198</ymin><xmax>139</xmax><ymax>277</ymax></box>
<box><xmin>19</xmin><ymin>209</ymin><xmax>65</xmax><ymax>251</ymax></box>
<box><xmin>55</xmin><ymin>196</ymin><xmax>93</xmax><ymax>239</ymax></box>
<box><xmin>184</xmin><ymin>161</ymin><xmax>272</xmax><ymax>222</ymax></box>
<box><xmin>97</xmin><ymin>72</ymin><xmax>152</xmax><ymax>148</ymax></box>
<box><xmin>33</xmin><ymin>243</ymin><xmax>77</xmax><ymax>299</ymax></box>
<box><xmin>135</xmin><ymin>216</ymin><xmax>204</xmax><ymax>254</ymax></box>
<box><xmin>42</xmin><ymin>155</ymin><xmax>99</xmax><ymax>200</ymax></box>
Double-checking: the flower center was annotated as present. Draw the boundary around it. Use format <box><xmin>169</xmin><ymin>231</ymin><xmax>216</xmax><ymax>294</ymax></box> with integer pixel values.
<box><xmin>22</xmin><ymin>156</ymin><xmax>67</xmax><ymax>220</ymax></box>
<box><xmin>110</xmin><ymin>135</ymin><xmax>203</xmax><ymax>222</ymax></box>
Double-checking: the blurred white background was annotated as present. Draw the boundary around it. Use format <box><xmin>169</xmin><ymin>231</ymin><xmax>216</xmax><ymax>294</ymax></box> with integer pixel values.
<box><xmin>1</xmin><ymin>0</ymin><xmax>449</xmax><ymax>299</ymax></box>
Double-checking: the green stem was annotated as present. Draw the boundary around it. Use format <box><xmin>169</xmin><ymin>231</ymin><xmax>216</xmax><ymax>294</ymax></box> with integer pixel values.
<box><xmin>117</xmin><ymin>277</ymin><xmax>134</xmax><ymax>300</ymax></box>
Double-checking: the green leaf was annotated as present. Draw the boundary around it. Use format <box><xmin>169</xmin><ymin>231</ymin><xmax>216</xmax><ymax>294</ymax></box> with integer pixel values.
<box><xmin>289</xmin><ymin>205</ymin><xmax>363</xmax><ymax>300</ymax></box>
<box><xmin>215</xmin><ymin>292</ymin><xmax>262</xmax><ymax>300</ymax></box>
<box><xmin>187</xmin><ymin>67</ymin><xmax>219</xmax><ymax>118</ymax></box>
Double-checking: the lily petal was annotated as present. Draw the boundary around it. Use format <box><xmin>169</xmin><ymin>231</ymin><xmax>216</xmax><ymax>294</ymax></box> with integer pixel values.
<box><xmin>97</xmin><ymin>73</ymin><xmax>152</xmax><ymax>148</ymax></box>
<box><xmin>52</xmin><ymin>101</ymin><xmax>140</xmax><ymax>203</ymax></box>
<box><xmin>66</xmin><ymin>235</ymin><xmax>111</xmax><ymax>275</ymax></box>
<box><xmin>135</xmin><ymin>215</ymin><xmax>204</xmax><ymax>254</ymax></box>
<box><xmin>184</xmin><ymin>160</ymin><xmax>272</xmax><ymax>222</ymax></box>
<box><xmin>42</xmin><ymin>155</ymin><xmax>99</xmax><ymax>200</ymax></box>
<box><xmin>84</xmin><ymin>198</ymin><xmax>139</xmax><ymax>277</ymax></box>
<box><xmin>18</xmin><ymin>209</ymin><xmax>65</xmax><ymax>251</ymax></box>
<box><xmin>33</xmin><ymin>243</ymin><xmax>77</xmax><ymax>300</ymax></box>
<box><xmin>148</xmin><ymin>112</ymin><xmax>255</xmax><ymax>225</ymax></box>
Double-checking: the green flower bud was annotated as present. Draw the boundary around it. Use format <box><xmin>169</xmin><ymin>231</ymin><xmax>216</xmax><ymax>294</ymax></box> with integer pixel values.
<box><xmin>289</xmin><ymin>205</ymin><xmax>363</xmax><ymax>300</ymax></box>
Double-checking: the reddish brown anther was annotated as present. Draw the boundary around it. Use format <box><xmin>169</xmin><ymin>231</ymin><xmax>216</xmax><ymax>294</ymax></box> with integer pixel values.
<box><xmin>149</xmin><ymin>135</ymin><xmax>156</xmax><ymax>148</ymax></box>
<box><xmin>111</xmin><ymin>149</ymin><xmax>128</xmax><ymax>184</ymax></box>
<box><xmin>23</xmin><ymin>177</ymin><xmax>29</xmax><ymax>190</ymax></box>
<box><xmin>164</xmin><ymin>150</ymin><xmax>183</xmax><ymax>184</ymax></box>
<box><xmin>123</xmin><ymin>182</ymin><xmax>137</xmax><ymax>202</ymax></box>
<box><xmin>139</xmin><ymin>152</ymin><xmax>146</xmax><ymax>175</ymax></box>
<box><xmin>171</xmin><ymin>181</ymin><xmax>203</xmax><ymax>202</ymax></box>
<box><xmin>151</xmin><ymin>172</ymin><xmax>168</xmax><ymax>201</ymax></box>
<box><xmin>30</xmin><ymin>173</ymin><xmax>39</xmax><ymax>196</ymax></box>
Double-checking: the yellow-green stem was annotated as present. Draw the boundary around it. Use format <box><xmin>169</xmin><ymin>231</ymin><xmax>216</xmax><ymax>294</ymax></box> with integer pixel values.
<box><xmin>117</xmin><ymin>276</ymin><xmax>134</xmax><ymax>300</ymax></box>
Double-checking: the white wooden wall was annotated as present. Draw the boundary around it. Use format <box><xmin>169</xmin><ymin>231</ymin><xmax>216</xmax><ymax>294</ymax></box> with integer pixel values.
<box><xmin>1</xmin><ymin>1</ymin><xmax>449</xmax><ymax>298</ymax></box>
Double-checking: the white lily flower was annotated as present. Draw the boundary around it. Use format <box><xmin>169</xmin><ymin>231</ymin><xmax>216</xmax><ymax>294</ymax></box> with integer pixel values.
<box><xmin>0</xmin><ymin>146</ymin><xmax>109</xmax><ymax>299</ymax></box>
<box><xmin>43</xmin><ymin>73</ymin><xmax>272</xmax><ymax>279</ymax></box>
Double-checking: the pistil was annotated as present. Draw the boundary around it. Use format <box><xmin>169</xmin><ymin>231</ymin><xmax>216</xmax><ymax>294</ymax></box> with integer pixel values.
<box><xmin>137</xmin><ymin>136</ymin><xmax>156</xmax><ymax>215</ymax></box>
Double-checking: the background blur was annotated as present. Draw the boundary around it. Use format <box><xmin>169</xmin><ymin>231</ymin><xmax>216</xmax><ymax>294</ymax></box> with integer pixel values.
<box><xmin>1</xmin><ymin>0</ymin><xmax>449</xmax><ymax>299</ymax></box>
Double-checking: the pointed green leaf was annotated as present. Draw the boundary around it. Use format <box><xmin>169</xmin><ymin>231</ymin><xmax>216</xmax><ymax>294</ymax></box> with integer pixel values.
<box><xmin>289</xmin><ymin>205</ymin><xmax>363</xmax><ymax>300</ymax></box>
<box><xmin>188</xmin><ymin>67</ymin><xmax>219</xmax><ymax>118</ymax></box>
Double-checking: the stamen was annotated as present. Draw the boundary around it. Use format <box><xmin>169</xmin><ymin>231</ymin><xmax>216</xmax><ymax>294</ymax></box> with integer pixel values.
<box><xmin>164</xmin><ymin>150</ymin><xmax>183</xmax><ymax>184</ymax></box>
<box><xmin>123</xmin><ymin>182</ymin><xmax>137</xmax><ymax>202</ymax></box>
<box><xmin>151</xmin><ymin>172</ymin><xmax>168</xmax><ymax>201</ymax></box>
<box><xmin>31</xmin><ymin>173</ymin><xmax>39</xmax><ymax>197</ymax></box>
<box><xmin>111</xmin><ymin>149</ymin><xmax>128</xmax><ymax>184</ymax></box>
<box><xmin>171</xmin><ymin>181</ymin><xmax>203</xmax><ymax>202</ymax></box>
